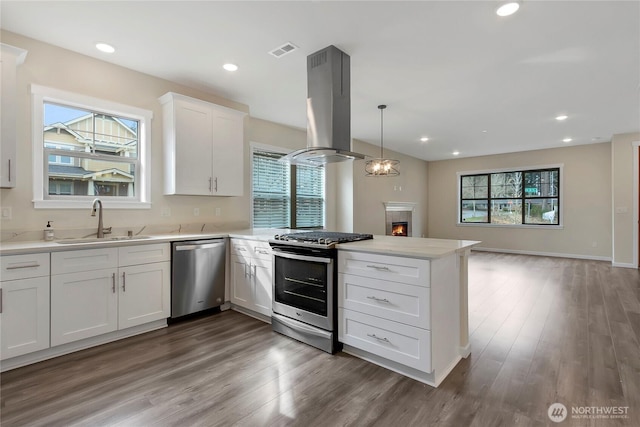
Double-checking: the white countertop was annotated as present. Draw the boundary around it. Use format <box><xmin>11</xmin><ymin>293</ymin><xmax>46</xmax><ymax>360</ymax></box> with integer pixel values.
<box><xmin>336</xmin><ymin>235</ymin><xmax>480</xmax><ymax>259</ymax></box>
<box><xmin>0</xmin><ymin>228</ymin><xmax>287</xmax><ymax>255</ymax></box>
<box><xmin>0</xmin><ymin>230</ymin><xmax>480</xmax><ymax>258</ymax></box>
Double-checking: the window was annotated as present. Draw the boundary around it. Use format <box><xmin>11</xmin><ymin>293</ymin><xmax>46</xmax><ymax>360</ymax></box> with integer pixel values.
<box><xmin>459</xmin><ymin>166</ymin><xmax>561</xmax><ymax>226</ymax></box>
<box><xmin>31</xmin><ymin>85</ymin><xmax>152</xmax><ymax>209</ymax></box>
<box><xmin>252</xmin><ymin>145</ymin><xmax>325</xmax><ymax>229</ymax></box>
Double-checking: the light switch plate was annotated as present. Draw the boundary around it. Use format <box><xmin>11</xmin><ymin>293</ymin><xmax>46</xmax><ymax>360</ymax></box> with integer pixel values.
<box><xmin>1</xmin><ymin>207</ymin><xmax>12</xmax><ymax>220</ymax></box>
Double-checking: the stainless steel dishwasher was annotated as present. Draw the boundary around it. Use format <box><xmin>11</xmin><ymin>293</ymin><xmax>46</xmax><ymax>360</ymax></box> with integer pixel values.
<box><xmin>171</xmin><ymin>238</ymin><xmax>226</xmax><ymax>318</ymax></box>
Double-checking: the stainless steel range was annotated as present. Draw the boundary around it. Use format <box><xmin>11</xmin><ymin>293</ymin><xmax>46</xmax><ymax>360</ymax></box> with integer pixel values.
<box><xmin>269</xmin><ymin>232</ymin><xmax>373</xmax><ymax>353</ymax></box>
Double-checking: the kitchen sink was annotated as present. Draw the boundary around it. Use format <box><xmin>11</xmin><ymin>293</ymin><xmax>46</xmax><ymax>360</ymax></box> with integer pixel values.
<box><xmin>56</xmin><ymin>236</ymin><xmax>152</xmax><ymax>244</ymax></box>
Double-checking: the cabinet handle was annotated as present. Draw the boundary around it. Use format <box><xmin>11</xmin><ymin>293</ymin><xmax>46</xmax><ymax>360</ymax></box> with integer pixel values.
<box><xmin>122</xmin><ymin>272</ymin><xmax>126</xmax><ymax>292</ymax></box>
<box><xmin>366</xmin><ymin>265</ymin><xmax>390</xmax><ymax>271</ymax></box>
<box><xmin>7</xmin><ymin>159</ymin><xmax>11</xmax><ymax>182</ymax></box>
<box><xmin>237</xmin><ymin>247</ymin><xmax>247</xmax><ymax>252</ymax></box>
<box><xmin>244</xmin><ymin>263</ymin><xmax>248</xmax><ymax>278</ymax></box>
<box><xmin>6</xmin><ymin>263</ymin><xmax>41</xmax><ymax>270</ymax></box>
<box><xmin>214</xmin><ymin>177</ymin><xmax>218</xmax><ymax>192</ymax></box>
<box><xmin>0</xmin><ymin>288</ymin><xmax>3</xmax><ymax>313</ymax></box>
<box><xmin>112</xmin><ymin>273</ymin><xmax>116</xmax><ymax>293</ymax></box>
<box><xmin>255</xmin><ymin>249</ymin><xmax>269</xmax><ymax>255</ymax></box>
<box><xmin>366</xmin><ymin>296</ymin><xmax>390</xmax><ymax>303</ymax></box>
<box><xmin>209</xmin><ymin>177</ymin><xmax>213</xmax><ymax>192</ymax></box>
<box><xmin>252</xmin><ymin>264</ymin><xmax>257</xmax><ymax>278</ymax></box>
<box><xmin>367</xmin><ymin>333</ymin><xmax>390</xmax><ymax>343</ymax></box>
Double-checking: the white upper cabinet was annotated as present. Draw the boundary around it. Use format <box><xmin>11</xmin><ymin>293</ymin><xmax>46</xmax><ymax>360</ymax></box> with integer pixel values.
<box><xmin>0</xmin><ymin>43</ymin><xmax>28</xmax><ymax>188</ymax></box>
<box><xmin>160</xmin><ymin>92</ymin><xmax>246</xmax><ymax>196</ymax></box>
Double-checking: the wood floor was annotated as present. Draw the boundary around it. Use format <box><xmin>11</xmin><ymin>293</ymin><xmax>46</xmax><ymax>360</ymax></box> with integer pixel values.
<box><xmin>2</xmin><ymin>252</ymin><xmax>639</xmax><ymax>426</ymax></box>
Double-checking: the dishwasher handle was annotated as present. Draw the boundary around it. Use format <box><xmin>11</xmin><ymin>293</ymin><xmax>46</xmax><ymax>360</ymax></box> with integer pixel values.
<box><xmin>175</xmin><ymin>240</ymin><xmax>225</xmax><ymax>251</ymax></box>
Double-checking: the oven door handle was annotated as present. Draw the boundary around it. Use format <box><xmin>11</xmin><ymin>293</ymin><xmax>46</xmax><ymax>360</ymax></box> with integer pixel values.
<box><xmin>273</xmin><ymin>313</ymin><xmax>332</xmax><ymax>338</ymax></box>
<box><xmin>272</xmin><ymin>249</ymin><xmax>332</xmax><ymax>264</ymax></box>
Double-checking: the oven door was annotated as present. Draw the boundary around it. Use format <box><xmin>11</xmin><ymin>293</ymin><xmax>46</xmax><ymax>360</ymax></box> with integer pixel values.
<box><xmin>272</xmin><ymin>247</ymin><xmax>334</xmax><ymax>331</ymax></box>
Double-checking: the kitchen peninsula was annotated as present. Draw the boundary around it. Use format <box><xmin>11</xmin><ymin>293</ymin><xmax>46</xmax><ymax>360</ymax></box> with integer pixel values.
<box><xmin>336</xmin><ymin>235</ymin><xmax>480</xmax><ymax>387</ymax></box>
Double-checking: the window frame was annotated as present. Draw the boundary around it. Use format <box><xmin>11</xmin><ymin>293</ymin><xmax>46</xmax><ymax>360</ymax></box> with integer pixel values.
<box><xmin>31</xmin><ymin>84</ymin><xmax>152</xmax><ymax>209</ymax></box>
<box><xmin>457</xmin><ymin>164</ymin><xmax>563</xmax><ymax>228</ymax></box>
<box><xmin>250</xmin><ymin>142</ymin><xmax>325</xmax><ymax>229</ymax></box>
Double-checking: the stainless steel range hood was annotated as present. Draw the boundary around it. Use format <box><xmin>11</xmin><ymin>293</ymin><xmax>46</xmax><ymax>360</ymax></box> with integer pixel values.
<box><xmin>282</xmin><ymin>45</ymin><xmax>365</xmax><ymax>165</ymax></box>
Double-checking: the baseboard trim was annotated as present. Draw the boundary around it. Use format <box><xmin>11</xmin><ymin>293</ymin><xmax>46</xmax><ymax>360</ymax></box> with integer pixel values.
<box><xmin>611</xmin><ymin>262</ymin><xmax>638</xmax><ymax>269</ymax></box>
<box><xmin>473</xmin><ymin>246</ymin><xmax>612</xmax><ymax>262</ymax></box>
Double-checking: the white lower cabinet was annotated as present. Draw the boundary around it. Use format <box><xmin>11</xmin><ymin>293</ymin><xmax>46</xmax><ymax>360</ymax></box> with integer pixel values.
<box><xmin>0</xmin><ymin>253</ymin><xmax>51</xmax><ymax>360</ymax></box>
<box><xmin>229</xmin><ymin>238</ymin><xmax>272</xmax><ymax>318</ymax></box>
<box><xmin>51</xmin><ymin>244</ymin><xmax>171</xmax><ymax>346</ymax></box>
<box><xmin>338</xmin><ymin>250</ymin><xmax>460</xmax><ymax>387</ymax></box>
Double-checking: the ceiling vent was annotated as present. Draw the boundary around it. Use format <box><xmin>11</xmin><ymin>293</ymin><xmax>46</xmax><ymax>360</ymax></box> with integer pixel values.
<box><xmin>269</xmin><ymin>42</ymin><xmax>298</xmax><ymax>58</ymax></box>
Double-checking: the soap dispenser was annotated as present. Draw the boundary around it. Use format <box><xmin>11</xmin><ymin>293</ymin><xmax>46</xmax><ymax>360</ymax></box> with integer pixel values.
<box><xmin>44</xmin><ymin>221</ymin><xmax>55</xmax><ymax>241</ymax></box>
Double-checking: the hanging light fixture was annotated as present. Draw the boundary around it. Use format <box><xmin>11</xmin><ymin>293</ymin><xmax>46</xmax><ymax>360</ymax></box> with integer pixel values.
<box><xmin>365</xmin><ymin>105</ymin><xmax>399</xmax><ymax>177</ymax></box>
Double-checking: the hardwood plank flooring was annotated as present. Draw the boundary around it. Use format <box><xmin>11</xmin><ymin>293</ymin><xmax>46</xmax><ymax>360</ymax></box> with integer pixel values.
<box><xmin>2</xmin><ymin>252</ymin><xmax>639</xmax><ymax>426</ymax></box>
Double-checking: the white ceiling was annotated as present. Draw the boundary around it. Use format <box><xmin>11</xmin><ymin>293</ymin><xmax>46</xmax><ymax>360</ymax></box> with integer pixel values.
<box><xmin>2</xmin><ymin>0</ymin><xmax>639</xmax><ymax>161</ymax></box>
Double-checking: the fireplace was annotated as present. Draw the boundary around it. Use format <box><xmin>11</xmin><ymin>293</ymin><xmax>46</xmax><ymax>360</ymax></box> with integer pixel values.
<box><xmin>392</xmin><ymin>222</ymin><xmax>408</xmax><ymax>236</ymax></box>
<box><xmin>384</xmin><ymin>202</ymin><xmax>416</xmax><ymax>237</ymax></box>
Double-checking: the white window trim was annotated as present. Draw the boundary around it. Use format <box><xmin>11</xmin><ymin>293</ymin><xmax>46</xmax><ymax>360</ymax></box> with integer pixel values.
<box><xmin>456</xmin><ymin>163</ymin><xmax>564</xmax><ymax>229</ymax></box>
<box><xmin>31</xmin><ymin>84</ymin><xmax>152</xmax><ymax>209</ymax></box>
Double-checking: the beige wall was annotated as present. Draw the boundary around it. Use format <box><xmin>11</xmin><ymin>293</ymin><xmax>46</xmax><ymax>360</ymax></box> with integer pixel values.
<box><xmin>427</xmin><ymin>143</ymin><xmax>613</xmax><ymax>259</ymax></box>
<box><xmin>611</xmin><ymin>132</ymin><xmax>640</xmax><ymax>266</ymax></box>
<box><xmin>351</xmin><ymin>139</ymin><xmax>429</xmax><ymax>237</ymax></box>
<box><xmin>0</xmin><ymin>31</ymin><xmax>307</xmax><ymax>235</ymax></box>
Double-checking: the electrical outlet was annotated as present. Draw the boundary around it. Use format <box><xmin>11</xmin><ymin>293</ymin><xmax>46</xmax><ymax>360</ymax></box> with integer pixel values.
<box><xmin>215</xmin><ymin>207</ymin><xmax>221</xmax><ymax>216</ymax></box>
<box><xmin>193</xmin><ymin>208</ymin><xmax>200</xmax><ymax>216</ymax></box>
<box><xmin>161</xmin><ymin>207</ymin><xmax>171</xmax><ymax>217</ymax></box>
<box><xmin>1</xmin><ymin>207</ymin><xmax>12</xmax><ymax>220</ymax></box>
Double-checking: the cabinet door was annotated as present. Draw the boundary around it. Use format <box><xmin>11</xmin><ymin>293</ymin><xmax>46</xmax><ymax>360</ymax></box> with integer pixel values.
<box><xmin>211</xmin><ymin>110</ymin><xmax>244</xmax><ymax>196</ymax></box>
<box><xmin>1</xmin><ymin>44</ymin><xmax>27</xmax><ymax>188</ymax></box>
<box><xmin>173</xmin><ymin>100</ymin><xmax>214</xmax><ymax>195</ymax></box>
<box><xmin>51</xmin><ymin>269</ymin><xmax>118</xmax><ymax>346</ymax></box>
<box><xmin>229</xmin><ymin>255</ymin><xmax>252</xmax><ymax>309</ymax></box>
<box><xmin>0</xmin><ymin>277</ymin><xmax>50</xmax><ymax>360</ymax></box>
<box><xmin>252</xmin><ymin>257</ymin><xmax>272</xmax><ymax>317</ymax></box>
<box><xmin>118</xmin><ymin>262</ymin><xmax>170</xmax><ymax>329</ymax></box>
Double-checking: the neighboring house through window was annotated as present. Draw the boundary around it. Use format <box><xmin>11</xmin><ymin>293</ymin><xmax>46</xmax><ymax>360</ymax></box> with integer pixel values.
<box><xmin>252</xmin><ymin>144</ymin><xmax>325</xmax><ymax>229</ymax></box>
<box><xmin>31</xmin><ymin>85</ymin><xmax>152</xmax><ymax>209</ymax></box>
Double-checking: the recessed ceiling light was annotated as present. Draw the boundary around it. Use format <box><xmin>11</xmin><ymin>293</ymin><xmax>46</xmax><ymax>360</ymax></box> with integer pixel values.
<box><xmin>223</xmin><ymin>63</ymin><xmax>238</xmax><ymax>72</ymax></box>
<box><xmin>452</xmin><ymin>151</ymin><xmax>460</xmax><ymax>156</ymax></box>
<box><xmin>420</xmin><ymin>137</ymin><xmax>429</xmax><ymax>142</ymax></box>
<box><xmin>555</xmin><ymin>115</ymin><xmax>568</xmax><ymax>121</ymax></box>
<box><xmin>482</xmin><ymin>130</ymin><xmax>488</xmax><ymax>133</ymax></box>
<box><xmin>496</xmin><ymin>2</ymin><xmax>520</xmax><ymax>17</ymax></box>
<box><xmin>95</xmin><ymin>42</ymin><xmax>115</xmax><ymax>53</ymax></box>
<box><xmin>563</xmin><ymin>138</ymin><xmax>572</xmax><ymax>143</ymax></box>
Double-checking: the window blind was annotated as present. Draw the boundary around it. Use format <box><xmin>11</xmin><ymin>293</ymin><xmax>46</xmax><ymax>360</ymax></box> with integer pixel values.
<box><xmin>252</xmin><ymin>150</ymin><xmax>290</xmax><ymax>228</ymax></box>
<box><xmin>295</xmin><ymin>165</ymin><xmax>324</xmax><ymax>228</ymax></box>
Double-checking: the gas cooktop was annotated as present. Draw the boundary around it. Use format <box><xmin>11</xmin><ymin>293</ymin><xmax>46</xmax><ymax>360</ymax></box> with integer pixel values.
<box><xmin>270</xmin><ymin>231</ymin><xmax>373</xmax><ymax>248</ymax></box>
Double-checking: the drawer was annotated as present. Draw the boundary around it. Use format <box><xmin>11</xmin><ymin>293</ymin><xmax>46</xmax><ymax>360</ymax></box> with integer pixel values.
<box><xmin>231</xmin><ymin>238</ymin><xmax>271</xmax><ymax>260</ymax></box>
<box><xmin>339</xmin><ymin>308</ymin><xmax>432</xmax><ymax>373</ymax></box>
<box><xmin>338</xmin><ymin>251</ymin><xmax>430</xmax><ymax>287</ymax></box>
<box><xmin>119</xmin><ymin>243</ymin><xmax>171</xmax><ymax>266</ymax></box>
<box><xmin>339</xmin><ymin>273</ymin><xmax>430</xmax><ymax>329</ymax></box>
<box><xmin>52</xmin><ymin>248</ymin><xmax>118</xmax><ymax>275</ymax></box>
<box><xmin>1</xmin><ymin>253</ymin><xmax>50</xmax><ymax>280</ymax></box>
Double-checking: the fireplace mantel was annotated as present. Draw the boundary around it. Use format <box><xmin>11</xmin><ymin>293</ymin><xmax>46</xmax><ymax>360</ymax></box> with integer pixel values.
<box><xmin>383</xmin><ymin>201</ymin><xmax>416</xmax><ymax>212</ymax></box>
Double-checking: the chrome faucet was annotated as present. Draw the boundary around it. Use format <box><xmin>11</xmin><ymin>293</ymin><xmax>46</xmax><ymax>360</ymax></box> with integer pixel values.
<box><xmin>90</xmin><ymin>198</ymin><xmax>111</xmax><ymax>238</ymax></box>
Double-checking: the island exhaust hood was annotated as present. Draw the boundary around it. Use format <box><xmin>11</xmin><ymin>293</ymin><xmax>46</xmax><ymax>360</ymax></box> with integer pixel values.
<box><xmin>282</xmin><ymin>45</ymin><xmax>365</xmax><ymax>165</ymax></box>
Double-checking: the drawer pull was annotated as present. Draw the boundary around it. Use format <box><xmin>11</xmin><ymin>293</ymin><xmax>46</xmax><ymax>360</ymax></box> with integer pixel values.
<box><xmin>366</xmin><ymin>296</ymin><xmax>390</xmax><ymax>303</ymax></box>
<box><xmin>367</xmin><ymin>333</ymin><xmax>390</xmax><ymax>343</ymax></box>
<box><xmin>255</xmin><ymin>249</ymin><xmax>270</xmax><ymax>255</ymax></box>
<box><xmin>366</xmin><ymin>265</ymin><xmax>390</xmax><ymax>271</ymax></box>
<box><xmin>6</xmin><ymin>263</ymin><xmax>41</xmax><ymax>270</ymax></box>
<box><xmin>237</xmin><ymin>247</ymin><xmax>247</xmax><ymax>251</ymax></box>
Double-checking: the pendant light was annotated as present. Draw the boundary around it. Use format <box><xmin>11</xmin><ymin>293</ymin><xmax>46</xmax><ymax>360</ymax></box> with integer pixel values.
<box><xmin>365</xmin><ymin>104</ymin><xmax>399</xmax><ymax>177</ymax></box>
